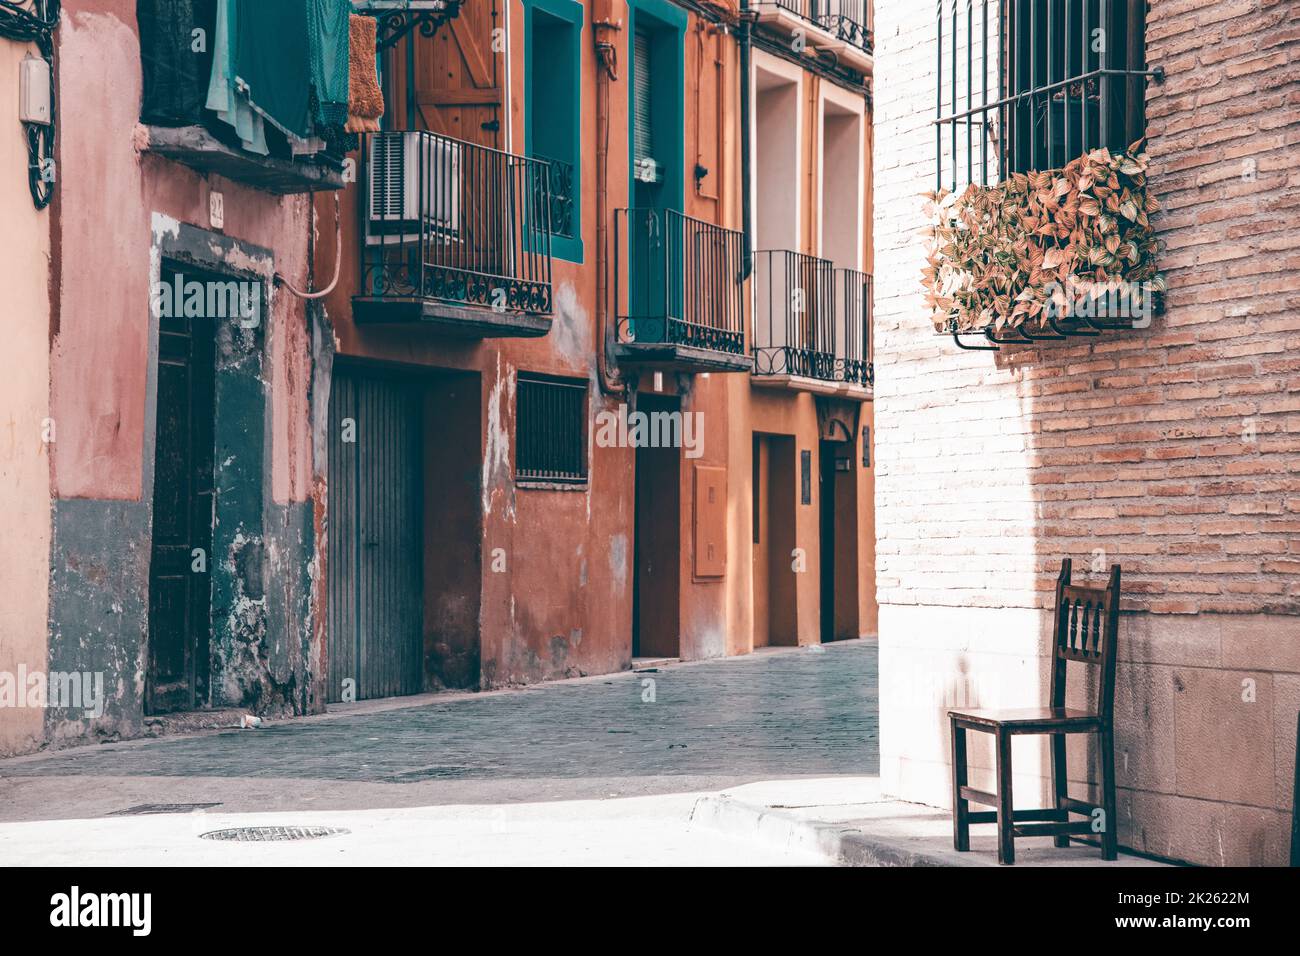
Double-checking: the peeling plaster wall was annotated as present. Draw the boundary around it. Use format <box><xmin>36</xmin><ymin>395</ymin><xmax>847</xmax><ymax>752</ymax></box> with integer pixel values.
<box><xmin>34</xmin><ymin>3</ymin><xmax>319</xmax><ymax>752</ymax></box>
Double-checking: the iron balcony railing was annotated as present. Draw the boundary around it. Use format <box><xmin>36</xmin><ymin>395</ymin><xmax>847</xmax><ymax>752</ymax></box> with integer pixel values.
<box><xmin>753</xmin><ymin>250</ymin><xmax>872</xmax><ymax>386</ymax></box>
<box><xmin>615</xmin><ymin>208</ymin><xmax>747</xmax><ymax>357</ymax></box>
<box><xmin>360</xmin><ymin>129</ymin><xmax>553</xmax><ymax>314</ymax></box>
<box><xmin>762</xmin><ymin>0</ymin><xmax>872</xmax><ymax>51</ymax></box>
<box><xmin>535</xmin><ymin>154</ymin><xmax>576</xmax><ymax>239</ymax></box>
<box><xmin>835</xmin><ymin>267</ymin><xmax>873</xmax><ymax>386</ymax></box>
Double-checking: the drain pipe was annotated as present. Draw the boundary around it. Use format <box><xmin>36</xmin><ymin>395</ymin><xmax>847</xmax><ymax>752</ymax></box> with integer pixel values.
<box><xmin>738</xmin><ymin>1</ymin><xmax>755</xmax><ymax>280</ymax></box>
<box><xmin>594</xmin><ymin>4</ymin><xmax>626</xmax><ymax>396</ymax></box>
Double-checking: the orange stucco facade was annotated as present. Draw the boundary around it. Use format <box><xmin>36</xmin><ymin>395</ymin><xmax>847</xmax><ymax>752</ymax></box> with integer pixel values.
<box><xmin>315</xmin><ymin>0</ymin><xmax>876</xmax><ymax>692</ymax></box>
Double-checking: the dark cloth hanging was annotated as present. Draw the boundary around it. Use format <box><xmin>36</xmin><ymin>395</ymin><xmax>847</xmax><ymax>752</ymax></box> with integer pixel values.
<box><xmin>233</xmin><ymin>0</ymin><xmax>313</xmax><ymax>138</ymax></box>
<box><xmin>138</xmin><ymin>0</ymin><xmax>216</xmax><ymax>126</ymax></box>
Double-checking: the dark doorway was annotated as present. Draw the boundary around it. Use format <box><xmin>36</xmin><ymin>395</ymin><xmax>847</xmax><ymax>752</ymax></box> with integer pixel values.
<box><xmin>633</xmin><ymin>393</ymin><xmax>681</xmax><ymax>658</ymax></box>
<box><xmin>819</xmin><ymin>441</ymin><xmax>838</xmax><ymax>643</ymax></box>
<box><xmin>422</xmin><ymin>372</ymin><xmax>482</xmax><ymax>690</ymax></box>
<box><xmin>146</xmin><ymin>264</ymin><xmax>218</xmax><ymax>714</ymax></box>
<box><xmin>328</xmin><ymin>366</ymin><xmax>425</xmax><ymax>701</ymax></box>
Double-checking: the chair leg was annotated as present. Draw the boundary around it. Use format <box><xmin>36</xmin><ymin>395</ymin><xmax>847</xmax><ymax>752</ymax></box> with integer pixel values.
<box><xmin>1050</xmin><ymin>732</ymin><xmax>1069</xmax><ymax>849</ymax></box>
<box><xmin>1099</xmin><ymin>725</ymin><xmax>1118</xmax><ymax>861</ymax></box>
<box><xmin>950</xmin><ymin>719</ymin><xmax>969</xmax><ymax>852</ymax></box>
<box><xmin>996</xmin><ymin>729</ymin><xmax>1015</xmax><ymax>865</ymax></box>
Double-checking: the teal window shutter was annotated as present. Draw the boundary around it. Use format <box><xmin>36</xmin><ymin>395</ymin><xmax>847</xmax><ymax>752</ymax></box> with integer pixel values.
<box><xmin>633</xmin><ymin>31</ymin><xmax>655</xmax><ymax>170</ymax></box>
<box><xmin>525</xmin><ymin>0</ymin><xmax>584</xmax><ymax>263</ymax></box>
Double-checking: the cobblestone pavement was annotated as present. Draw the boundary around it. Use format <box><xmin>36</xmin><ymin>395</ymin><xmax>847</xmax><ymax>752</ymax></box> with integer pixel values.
<box><xmin>0</xmin><ymin>641</ymin><xmax>877</xmax><ymax>820</ymax></box>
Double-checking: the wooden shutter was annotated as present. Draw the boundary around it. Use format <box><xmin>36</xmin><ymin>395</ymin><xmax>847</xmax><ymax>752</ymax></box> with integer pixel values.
<box><xmin>388</xmin><ymin>0</ymin><xmax>503</xmax><ymax>147</ymax></box>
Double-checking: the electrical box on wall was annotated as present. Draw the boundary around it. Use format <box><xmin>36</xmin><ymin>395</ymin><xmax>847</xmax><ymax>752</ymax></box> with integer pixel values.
<box><xmin>693</xmin><ymin>464</ymin><xmax>726</xmax><ymax>578</ymax></box>
<box><xmin>19</xmin><ymin>55</ymin><xmax>51</xmax><ymax>125</ymax></box>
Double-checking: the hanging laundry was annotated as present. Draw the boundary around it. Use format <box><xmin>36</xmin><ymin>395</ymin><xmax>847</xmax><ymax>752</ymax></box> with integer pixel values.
<box><xmin>345</xmin><ymin>13</ymin><xmax>384</xmax><ymax>134</ymax></box>
<box><xmin>205</xmin><ymin>0</ymin><xmax>268</xmax><ymax>155</ymax></box>
<box><xmin>309</xmin><ymin>0</ymin><xmax>352</xmax><ymax>130</ymax></box>
<box><xmin>139</xmin><ymin>0</ymin><xmax>213</xmax><ymax>126</ymax></box>
<box><xmin>233</xmin><ymin>0</ymin><xmax>314</xmax><ymax>140</ymax></box>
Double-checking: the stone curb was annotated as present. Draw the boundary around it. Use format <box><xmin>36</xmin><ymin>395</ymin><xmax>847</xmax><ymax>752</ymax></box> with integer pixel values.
<box><xmin>689</xmin><ymin>794</ymin><xmax>989</xmax><ymax>867</ymax></box>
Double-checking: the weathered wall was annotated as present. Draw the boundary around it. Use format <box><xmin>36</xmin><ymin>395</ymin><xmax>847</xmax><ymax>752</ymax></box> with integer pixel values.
<box><xmin>0</xmin><ymin>38</ymin><xmax>53</xmax><ymax>757</ymax></box>
<box><xmin>317</xmin><ymin>0</ymin><xmax>874</xmax><ymax>692</ymax></box>
<box><xmin>36</xmin><ymin>3</ymin><xmax>319</xmax><ymax>750</ymax></box>
<box><xmin>873</xmin><ymin>0</ymin><xmax>1299</xmax><ymax>865</ymax></box>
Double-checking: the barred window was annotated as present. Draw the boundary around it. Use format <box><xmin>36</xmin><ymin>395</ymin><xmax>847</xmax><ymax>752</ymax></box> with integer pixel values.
<box><xmin>935</xmin><ymin>0</ymin><xmax>1158</xmax><ymax>191</ymax></box>
<box><xmin>516</xmin><ymin>374</ymin><xmax>588</xmax><ymax>485</ymax></box>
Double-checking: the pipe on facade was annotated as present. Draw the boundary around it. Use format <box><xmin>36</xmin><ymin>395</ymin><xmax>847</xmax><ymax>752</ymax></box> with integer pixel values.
<box><xmin>593</xmin><ymin>9</ymin><xmax>626</xmax><ymax>396</ymax></box>
<box><xmin>738</xmin><ymin>2</ymin><xmax>755</xmax><ymax>280</ymax></box>
<box><xmin>275</xmin><ymin>192</ymin><xmax>343</xmax><ymax>300</ymax></box>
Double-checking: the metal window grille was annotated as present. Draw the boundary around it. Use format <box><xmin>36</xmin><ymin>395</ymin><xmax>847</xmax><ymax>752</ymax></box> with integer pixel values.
<box><xmin>516</xmin><ymin>374</ymin><xmax>588</xmax><ymax>484</ymax></box>
<box><xmin>935</xmin><ymin>0</ymin><xmax>1159</xmax><ymax>192</ymax></box>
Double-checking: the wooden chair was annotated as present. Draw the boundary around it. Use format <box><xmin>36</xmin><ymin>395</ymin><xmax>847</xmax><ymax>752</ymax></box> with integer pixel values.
<box><xmin>948</xmin><ymin>559</ymin><xmax>1121</xmax><ymax>864</ymax></box>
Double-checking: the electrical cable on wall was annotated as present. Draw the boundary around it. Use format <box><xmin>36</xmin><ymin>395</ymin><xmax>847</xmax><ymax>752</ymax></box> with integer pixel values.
<box><xmin>275</xmin><ymin>191</ymin><xmax>343</xmax><ymax>300</ymax></box>
<box><xmin>0</xmin><ymin>0</ymin><xmax>59</xmax><ymax>209</ymax></box>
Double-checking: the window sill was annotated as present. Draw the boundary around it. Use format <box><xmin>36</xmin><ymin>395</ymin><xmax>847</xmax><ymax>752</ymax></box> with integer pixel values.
<box><xmin>551</xmin><ymin>235</ymin><xmax>584</xmax><ymax>265</ymax></box>
<box><xmin>515</xmin><ymin>479</ymin><xmax>589</xmax><ymax>491</ymax></box>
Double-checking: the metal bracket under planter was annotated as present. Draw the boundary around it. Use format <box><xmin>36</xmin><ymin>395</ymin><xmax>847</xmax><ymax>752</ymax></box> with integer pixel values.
<box><xmin>142</xmin><ymin>125</ymin><xmax>345</xmax><ymax>195</ymax></box>
<box><xmin>945</xmin><ymin>312</ymin><xmax>1145</xmax><ymax>352</ymax></box>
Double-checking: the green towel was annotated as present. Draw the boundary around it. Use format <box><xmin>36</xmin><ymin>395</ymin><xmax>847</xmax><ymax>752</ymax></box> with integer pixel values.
<box><xmin>233</xmin><ymin>0</ymin><xmax>312</xmax><ymax>138</ymax></box>
<box><xmin>309</xmin><ymin>0</ymin><xmax>352</xmax><ymax>129</ymax></box>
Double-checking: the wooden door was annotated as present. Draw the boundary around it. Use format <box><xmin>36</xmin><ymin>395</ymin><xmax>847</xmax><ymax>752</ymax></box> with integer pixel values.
<box><xmin>146</xmin><ymin>265</ymin><xmax>217</xmax><ymax>714</ymax></box>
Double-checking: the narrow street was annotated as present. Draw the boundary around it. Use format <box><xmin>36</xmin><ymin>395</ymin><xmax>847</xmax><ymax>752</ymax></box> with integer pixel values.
<box><xmin>0</xmin><ymin>642</ymin><xmax>877</xmax><ymax>865</ymax></box>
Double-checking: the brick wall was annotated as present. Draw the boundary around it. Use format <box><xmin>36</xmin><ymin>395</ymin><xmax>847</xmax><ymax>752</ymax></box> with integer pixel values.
<box><xmin>873</xmin><ymin>0</ymin><xmax>1300</xmax><ymax>865</ymax></box>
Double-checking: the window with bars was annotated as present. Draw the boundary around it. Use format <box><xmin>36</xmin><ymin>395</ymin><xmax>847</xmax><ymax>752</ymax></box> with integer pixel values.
<box><xmin>935</xmin><ymin>0</ymin><xmax>1159</xmax><ymax>192</ymax></box>
<box><xmin>515</xmin><ymin>374</ymin><xmax>588</xmax><ymax>485</ymax></box>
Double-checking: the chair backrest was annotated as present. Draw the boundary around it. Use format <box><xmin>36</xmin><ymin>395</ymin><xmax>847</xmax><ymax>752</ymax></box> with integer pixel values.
<box><xmin>1049</xmin><ymin>559</ymin><xmax>1121</xmax><ymax>718</ymax></box>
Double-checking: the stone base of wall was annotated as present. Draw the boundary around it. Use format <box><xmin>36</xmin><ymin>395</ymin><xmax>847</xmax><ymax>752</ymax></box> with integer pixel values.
<box><xmin>880</xmin><ymin>605</ymin><xmax>1297</xmax><ymax>866</ymax></box>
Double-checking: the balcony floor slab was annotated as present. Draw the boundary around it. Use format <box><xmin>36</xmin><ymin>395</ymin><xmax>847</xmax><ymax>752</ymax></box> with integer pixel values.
<box><xmin>615</xmin><ymin>342</ymin><xmax>753</xmax><ymax>374</ymax></box>
<box><xmin>751</xmin><ymin>373</ymin><xmax>873</xmax><ymax>401</ymax></box>
<box><xmin>142</xmin><ymin>125</ymin><xmax>344</xmax><ymax>195</ymax></box>
<box><xmin>352</xmin><ymin>296</ymin><xmax>552</xmax><ymax>338</ymax></box>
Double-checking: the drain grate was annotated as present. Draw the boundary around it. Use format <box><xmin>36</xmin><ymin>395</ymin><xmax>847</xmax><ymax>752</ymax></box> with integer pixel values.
<box><xmin>199</xmin><ymin>826</ymin><xmax>349</xmax><ymax>842</ymax></box>
<box><xmin>112</xmin><ymin>803</ymin><xmax>222</xmax><ymax>816</ymax></box>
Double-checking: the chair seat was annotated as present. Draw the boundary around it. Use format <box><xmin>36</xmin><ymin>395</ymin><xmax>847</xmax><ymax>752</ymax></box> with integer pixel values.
<box><xmin>949</xmin><ymin>707</ymin><xmax>1102</xmax><ymax>733</ymax></box>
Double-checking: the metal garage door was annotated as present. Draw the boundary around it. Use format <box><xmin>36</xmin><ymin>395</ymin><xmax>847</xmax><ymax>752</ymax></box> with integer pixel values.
<box><xmin>327</xmin><ymin>368</ymin><xmax>424</xmax><ymax>702</ymax></box>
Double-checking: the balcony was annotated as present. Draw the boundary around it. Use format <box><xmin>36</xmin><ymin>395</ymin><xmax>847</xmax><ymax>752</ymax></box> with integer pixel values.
<box><xmin>354</xmin><ymin>130</ymin><xmax>554</xmax><ymax>337</ymax></box>
<box><xmin>753</xmin><ymin>1</ymin><xmax>873</xmax><ymax>73</ymax></box>
<box><xmin>614</xmin><ymin>208</ymin><xmax>750</xmax><ymax>373</ymax></box>
<box><xmin>752</xmin><ymin>250</ymin><xmax>872</xmax><ymax>398</ymax></box>
<box><xmin>137</xmin><ymin>1</ymin><xmax>346</xmax><ymax>195</ymax></box>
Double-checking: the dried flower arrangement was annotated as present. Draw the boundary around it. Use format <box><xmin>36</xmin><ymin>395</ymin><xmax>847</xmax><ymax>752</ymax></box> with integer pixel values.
<box><xmin>922</xmin><ymin>141</ymin><xmax>1164</xmax><ymax>337</ymax></box>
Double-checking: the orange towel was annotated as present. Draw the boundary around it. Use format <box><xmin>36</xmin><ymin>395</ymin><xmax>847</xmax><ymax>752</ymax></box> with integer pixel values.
<box><xmin>345</xmin><ymin>14</ymin><xmax>384</xmax><ymax>134</ymax></box>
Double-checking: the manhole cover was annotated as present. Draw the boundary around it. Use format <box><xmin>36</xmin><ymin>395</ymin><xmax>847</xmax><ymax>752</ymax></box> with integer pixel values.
<box><xmin>112</xmin><ymin>803</ymin><xmax>222</xmax><ymax>816</ymax></box>
<box><xmin>199</xmin><ymin>826</ymin><xmax>348</xmax><ymax>842</ymax></box>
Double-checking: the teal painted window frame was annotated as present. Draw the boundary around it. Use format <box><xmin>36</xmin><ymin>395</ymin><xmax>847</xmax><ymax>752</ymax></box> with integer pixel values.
<box><xmin>627</xmin><ymin>0</ymin><xmax>687</xmax><ymax>215</ymax></box>
<box><xmin>524</xmin><ymin>0</ymin><xmax>584</xmax><ymax>264</ymax></box>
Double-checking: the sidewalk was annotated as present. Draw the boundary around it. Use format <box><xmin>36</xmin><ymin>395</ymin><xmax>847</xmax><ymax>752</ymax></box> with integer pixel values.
<box><xmin>690</xmin><ymin>778</ymin><xmax>1171</xmax><ymax>867</ymax></box>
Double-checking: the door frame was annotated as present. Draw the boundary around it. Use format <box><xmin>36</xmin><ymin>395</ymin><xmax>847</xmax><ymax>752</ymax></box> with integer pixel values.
<box><xmin>326</xmin><ymin>359</ymin><xmax>427</xmax><ymax>702</ymax></box>
<box><xmin>145</xmin><ymin>218</ymin><xmax>278</xmax><ymax>714</ymax></box>
<box><xmin>145</xmin><ymin>261</ymin><xmax>219</xmax><ymax>713</ymax></box>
